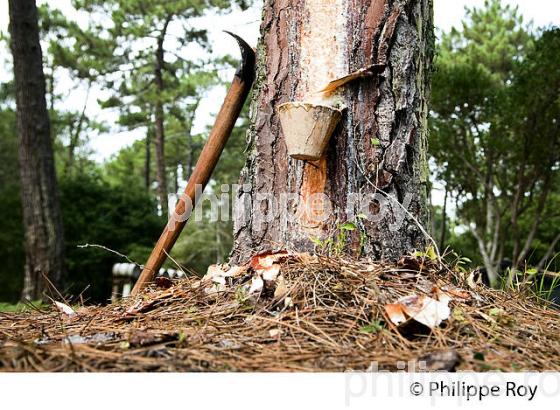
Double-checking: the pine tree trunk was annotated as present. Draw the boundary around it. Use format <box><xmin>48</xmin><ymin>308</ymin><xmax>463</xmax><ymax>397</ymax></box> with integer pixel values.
<box><xmin>154</xmin><ymin>44</ymin><xmax>168</xmax><ymax>215</ymax></box>
<box><xmin>153</xmin><ymin>17</ymin><xmax>172</xmax><ymax>215</ymax></box>
<box><xmin>145</xmin><ymin>128</ymin><xmax>152</xmax><ymax>190</ymax></box>
<box><xmin>231</xmin><ymin>0</ymin><xmax>433</xmax><ymax>263</ymax></box>
<box><xmin>9</xmin><ymin>0</ymin><xmax>65</xmax><ymax>300</ymax></box>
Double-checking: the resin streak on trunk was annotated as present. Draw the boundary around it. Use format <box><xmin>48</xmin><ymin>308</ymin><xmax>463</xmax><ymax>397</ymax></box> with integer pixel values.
<box><xmin>232</xmin><ymin>0</ymin><xmax>434</xmax><ymax>263</ymax></box>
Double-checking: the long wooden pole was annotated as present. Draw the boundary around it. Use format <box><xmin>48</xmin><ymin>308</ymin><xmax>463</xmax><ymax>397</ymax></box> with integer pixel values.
<box><xmin>131</xmin><ymin>33</ymin><xmax>255</xmax><ymax>296</ymax></box>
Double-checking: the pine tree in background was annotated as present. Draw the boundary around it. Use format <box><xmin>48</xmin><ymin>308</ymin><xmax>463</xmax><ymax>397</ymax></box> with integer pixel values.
<box><xmin>65</xmin><ymin>0</ymin><xmax>250</xmax><ymax>215</ymax></box>
<box><xmin>430</xmin><ymin>0</ymin><xmax>560</xmax><ymax>282</ymax></box>
<box><xmin>8</xmin><ymin>0</ymin><xmax>66</xmax><ymax>301</ymax></box>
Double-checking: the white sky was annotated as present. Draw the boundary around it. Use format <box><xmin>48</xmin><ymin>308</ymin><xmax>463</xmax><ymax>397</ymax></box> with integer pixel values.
<box><xmin>0</xmin><ymin>0</ymin><xmax>558</xmax><ymax>162</ymax></box>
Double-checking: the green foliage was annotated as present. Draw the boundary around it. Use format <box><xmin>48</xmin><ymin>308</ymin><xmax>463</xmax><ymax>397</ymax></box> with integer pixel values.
<box><xmin>431</xmin><ymin>0</ymin><xmax>532</xmax><ymax>191</ymax></box>
<box><xmin>311</xmin><ymin>218</ymin><xmax>367</xmax><ymax>258</ymax></box>
<box><xmin>1</xmin><ymin>0</ymin><xmax>557</xmax><ymax>305</ymax></box>
<box><xmin>0</xmin><ymin>301</ymin><xmax>46</xmax><ymax>313</ymax></box>
<box><xmin>169</xmin><ymin>99</ymin><xmax>251</xmax><ymax>272</ymax></box>
<box><xmin>0</xmin><ymin>101</ymin><xmax>164</xmax><ymax>302</ymax></box>
<box><xmin>430</xmin><ymin>0</ymin><xmax>560</xmax><ymax>275</ymax></box>
<box><xmin>359</xmin><ymin>320</ymin><xmax>384</xmax><ymax>334</ymax></box>
<box><xmin>0</xmin><ymin>107</ymin><xmax>24</xmax><ymax>303</ymax></box>
<box><xmin>453</xmin><ymin>254</ymin><xmax>474</xmax><ymax>274</ymax></box>
<box><xmin>38</xmin><ymin>5</ymin><xmax>116</xmax><ymax>79</ymax></box>
<box><xmin>99</xmin><ymin>98</ymin><xmax>251</xmax><ymax>274</ymax></box>
<box><xmin>59</xmin><ymin>173</ymin><xmax>164</xmax><ymax>302</ymax></box>
<box><xmin>413</xmin><ymin>245</ymin><xmax>438</xmax><ymax>261</ymax></box>
<box><xmin>0</xmin><ymin>0</ymin><xmax>254</xmax><ymax>302</ymax></box>
<box><xmin>439</xmin><ymin>0</ymin><xmax>531</xmax><ymax>84</ymax></box>
<box><xmin>62</xmin><ymin>0</ymin><xmax>249</xmax><ymax>201</ymax></box>
<box><xmin>103</xmin><ymin>139</ymin><xmax>149</xmax><ymax>189</ymax></box>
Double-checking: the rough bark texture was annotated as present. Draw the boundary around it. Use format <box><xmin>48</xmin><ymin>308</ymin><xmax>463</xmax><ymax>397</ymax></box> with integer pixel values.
<box><xmin>9</xmin><ymin>0</ymin><xmax>65</xmax><ymax>300</ymax></box>
<box><xmin>145</xmin><ymin>127</ymin><xmax>152</xmax><ymax>190</ymax></box>
<box><xmin>231</xmin><ymin>0</ymin><xmax>433</xmax><ymax>263</ymax></box>
<box><xmin>154</xmin><ymin>33</ymin><xmax>168</xmax><ymax>215</ymax></box>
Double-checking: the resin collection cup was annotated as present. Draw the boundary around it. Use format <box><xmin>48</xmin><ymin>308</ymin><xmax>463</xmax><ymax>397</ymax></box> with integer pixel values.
<box><xmin>278</xmin><ymin>102</ymin><xmax>342</xmax><ymax>161</ymax></box>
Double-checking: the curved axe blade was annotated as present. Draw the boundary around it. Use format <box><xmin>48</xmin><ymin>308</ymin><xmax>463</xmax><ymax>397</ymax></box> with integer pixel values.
<box><xmin>224</xmin><ymin>30</ymin><xmax>256</xmax><ymax>84</ymax></box>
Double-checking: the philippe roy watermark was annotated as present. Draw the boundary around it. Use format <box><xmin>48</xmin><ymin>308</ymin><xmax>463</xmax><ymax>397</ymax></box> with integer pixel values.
<box><xmin>165</xmin><ymin>183</ymin><xmax>416</xmax><ymax>231</ymax></box>
<box><xmin>345</xmin><ymin>361</ymin><xmax>560</xmax><ymax>406</ymax></box>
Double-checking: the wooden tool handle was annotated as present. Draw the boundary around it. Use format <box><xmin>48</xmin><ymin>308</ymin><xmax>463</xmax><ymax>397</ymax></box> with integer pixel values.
<box><xmin>131</xmin><ymin>33</ymin><xmax>255</xmax><ymax>296</ymax></box>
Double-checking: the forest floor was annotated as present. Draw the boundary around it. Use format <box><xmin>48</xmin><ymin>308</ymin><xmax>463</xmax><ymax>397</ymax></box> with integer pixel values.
<box><xmin>0</xmin><ymin>253</ymin><xmax>559</xmax><ymax>372</ymax></box>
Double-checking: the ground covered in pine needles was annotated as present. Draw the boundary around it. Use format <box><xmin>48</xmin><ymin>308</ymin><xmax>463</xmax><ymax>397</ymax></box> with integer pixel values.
<box><xmin>0</xmin><ymin>253</ymin><xmax>559</xmax><ymax>372</ymax></box>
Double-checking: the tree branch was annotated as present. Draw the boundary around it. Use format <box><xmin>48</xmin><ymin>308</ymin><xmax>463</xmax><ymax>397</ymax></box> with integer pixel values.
<box><xmin>537</xmin><ymin>232</ymin><xmax>560</xmax><ymax>271</ymax></box>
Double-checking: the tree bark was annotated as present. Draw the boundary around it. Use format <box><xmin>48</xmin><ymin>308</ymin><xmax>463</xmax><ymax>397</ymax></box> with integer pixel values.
<box><xmin>9</xmin><ymin>0</ymin><xmax>65</xmax><ymax>301</ymax></box>
<box><xmin>65</xmin><ymin>81</ymin><xmax>90</xmax><ymax>177</ymax></box>
<box><xmin>154</xmin><ymin>17</ymin><xmax>172</xmax><ymax>215</ymax></box>
<box><xmin>145</xmin><ymin>127</ymin><xmax>152</xmax><ymax>190</ymax></box>
<box><xmin>471</xmin><ymin>224</ymin><xmax>498</xmax><ymax>284</ymax></box>
<box><xmin>185</xmin><ymin>98</ymin><xmax>200</xmax><ymax>181</ymax></box>
<box><xmin>231</xmin><ymin>0</ymin><xmax>433</xmax><ymax>263</ymax></box>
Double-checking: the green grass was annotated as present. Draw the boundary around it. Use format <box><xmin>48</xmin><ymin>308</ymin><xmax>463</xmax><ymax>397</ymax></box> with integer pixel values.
<box><xmin>0</xmin><ymin>301</ymin><xmax>46</xmax><ymax>313</ymax></box>
<box><xmin>499</xmin><ymin>254</ymin><xmax>560</xmax><ymax>306</ymax></box>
